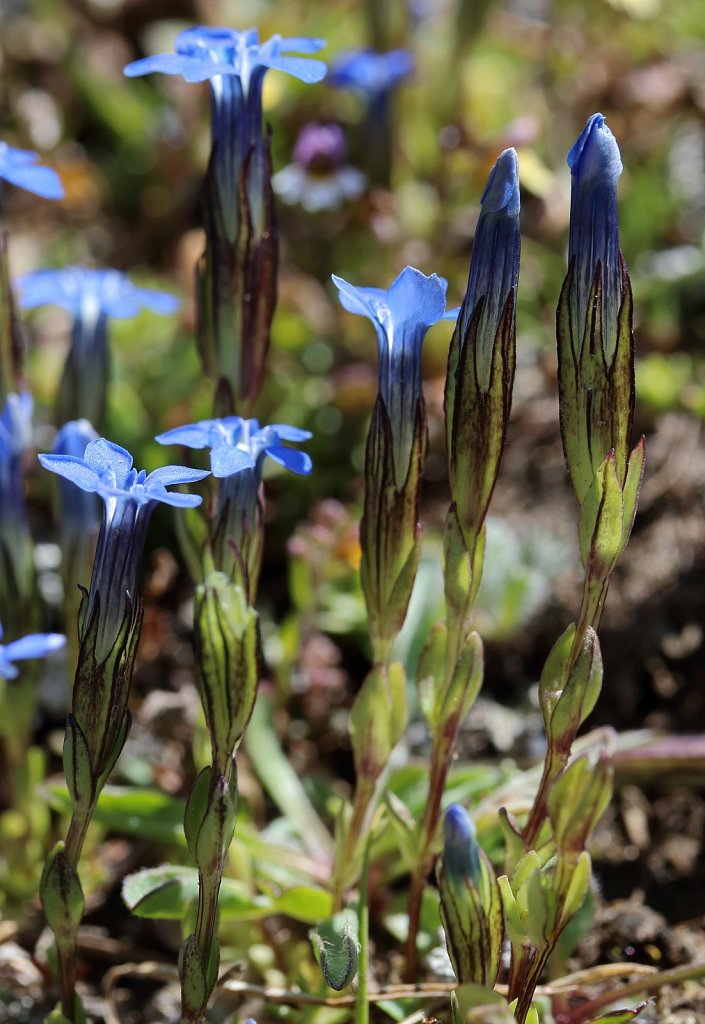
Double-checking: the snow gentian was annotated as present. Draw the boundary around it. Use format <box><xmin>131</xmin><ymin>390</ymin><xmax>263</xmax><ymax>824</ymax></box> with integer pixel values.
<box><xmin>442</xmin><ymin>804</ymin><xmax>481</xmax><ymax>886</ymax></box>
<box><xmin>18</xmin><ymin>268</ymin><xmax>179</xmax><ymax>429</ymax></box>
<box><xmin>39</xmin><ymin>438</ymin><xmax>208</xmax><ymax>660</ymax></box>
<box><xmin>334</xmin><ymin>267</ymin><xmax>456</xmax><ymax>661</ymax></box>
<box><xmin>333</xmin><ymin>267</ymin><xmax>455</xmax><ymax>487</ymax></box>
<box><xmin>328</xmin><ymin>49</ymin><xmax>413</xmax><ymax>97</ymax></box>
<box><xmin>124</xmin><ymin>27</ymin><xmax>326</xmax><ymax>411</ymax></box>
<box><xmin>558</xmin><ymin>114</ymin><xmax>640</xmax><ymax>508</ymax></box>
<box><xmin>0</xmin><ymin>142</ymin><xmax>64</xmax><ymax>201</ymax></box>
<box><xmin>567</xmin><ymin>113</ymin><xmax>622</xmax><ymax>364</ymax></box>
<box><xmin>0</xmin><ymin>622</ymin><xmax>65</xmax><ymax>679</ymax></box>
<box><xmin>0</xmin><ymin>392</ymin><xmax>35</xmax><ymax>631</ymax></box>
<box><xmin>446</xmin><ymin>149</ymin><xmax>520</xmax><ymax>558</ymax></box>
<box><xmin>328</xmin><ymin>49</ymin><xmax>413</xmax><ymax>186</ymax></box>
<box><xmin>125</xmin><ymin>27</ymin><xmax>326</xmax><ymax>226</ymax></box>
<box><xmin>156</xmin><ymin>417</ymin><xmax>311</xmax><ymax>594</ymax></box>
<box><xmin>438</xmin><ymin>803</ymin><xmax>502</xmax><ymax>987</ymax></box>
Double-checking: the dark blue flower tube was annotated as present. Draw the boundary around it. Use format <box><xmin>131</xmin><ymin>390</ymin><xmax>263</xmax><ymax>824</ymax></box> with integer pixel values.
<box><xmin>0</xmin><ymin>392</ymin><xmax>35</xmax><ymax>634</ymax></box>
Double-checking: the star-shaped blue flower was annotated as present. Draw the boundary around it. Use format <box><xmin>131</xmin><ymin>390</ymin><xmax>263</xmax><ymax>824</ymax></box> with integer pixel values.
<box><xmin>155</xmin><ymin>417</ymin><xmax>312</xmax><ymax>478</ymax></box>
<box><xmin>333</xmin><ymin>267</ymin><xmax>457</xmax><ymax>484</ymax></box>
<box><xmin>568</xmin><ymin>113</ymin><xmax>623</xmax><ymax>361</ymax></box>
<box><xmin>124</xmin><ymin>26</ymin><xmax>327</xmax><ymax>90</ymax></box>
<box><xmin>0</xmin><ymin>142</ymin><xmax>64</xmax><ymax>200</ymax></box>
<box><xmin>0</xmin><ymin>623</ymin><xmax>66</xmax><ymax>679</ymax></box>
<box><xmin>328</xmin><ymin>49</ymin><xmax>413</xmax><ymax>97</ymax></box>
<box><xmin>17</xmin><ymin>267</ymin><xmax>179</xmax><ymax>320</ymax></box>
<box><xmin>38</xmin><ymin>438</ymin><xmax>208</xmax><ymax>509</ymax></box>
<box><xmin>39</xmin><ymin>439</ymin><xmax>209</xmax><ymax>660</ymax></box>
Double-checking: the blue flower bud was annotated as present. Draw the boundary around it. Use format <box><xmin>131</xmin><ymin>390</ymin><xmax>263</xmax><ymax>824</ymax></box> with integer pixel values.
<box><xmin>443</xmin><ymin>804</ymin><xmax>481</xmax><ymax>885</ymax></box>
<box><xmin>567</xmin><ymin>113</ymin><xmax>623</xmax><ymax>362</ymax></box>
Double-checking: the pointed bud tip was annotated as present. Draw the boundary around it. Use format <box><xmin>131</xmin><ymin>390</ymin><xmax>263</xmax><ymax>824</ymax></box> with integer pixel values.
<box><xmin>567</xmin><ymin>112</ymin><xmax>623</xmax><ymax>183</ymax></box>
<box><xmin>443</xmin><ymin>804</ymin><xmax>481</xmax><ymax>882</ymax></box>
<box><xmin>481</xmin><ymin>148</ymin><xmax>520</xmax><ymax>216</ymax></box>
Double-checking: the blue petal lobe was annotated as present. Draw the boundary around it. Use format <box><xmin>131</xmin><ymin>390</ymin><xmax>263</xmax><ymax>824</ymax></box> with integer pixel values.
<box><xmin>211</xmin><ymin>447</ymin><xmax>255</xmax><ymax>478</ymax></box>
<box><xmin>38</xmin><ymin>454</ymin><xmax>102</xmax><ymax>492</ymax></box>
<box><xmin>265</xmin><ymin>445</ymin><xmax>312</xmax><ymax>475</ymax></box>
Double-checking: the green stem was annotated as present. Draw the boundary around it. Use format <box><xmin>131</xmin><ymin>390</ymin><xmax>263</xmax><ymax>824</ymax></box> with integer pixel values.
<box><xmin>404</xmin><ymin>568</ymin><xmax>478</xmax><ymax>982</ymax></box>
<box><xmin>331</xmin><ymin>777</ymin><xmax>375</xmax><ymax>912</ymax></box>
<box><xmin>404</xmin><ymin>730</ymin><xmax>454</xmax><ymax>980</ymax></box>
<box><xmin>522</xmin><ymin>571</ymin><xmax>610</xmax><ymax>849</ymax></box>
<box><xmin>355</xmin><ymin>838</ymin><xmax>371</xmax><ymax>1024</ymax></box>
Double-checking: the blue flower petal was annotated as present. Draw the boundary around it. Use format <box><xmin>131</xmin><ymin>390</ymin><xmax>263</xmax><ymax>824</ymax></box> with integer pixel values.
<box><xmin>3</xmin><ymin>633</ymin><xmax>66</xmax><ymax>661</ymax></box>
<box><xmin>84</xmin><ymin>438</ymin><xmax>134</xmax><ymax>485</ymax></box>
<box><xmin>0</xmin><ymin>143</ymin><xmax>64</xmax><ymax>200</ymax></box>
<box><xmin>331</xmin><ymin>275</ymin><xmax>380</xmax><ymax>321</ymax></box>
<box><xmin>211</xmin><ymin>446</ymin><xmax>255</xmax><ymax>478</ymax></box>
<box><xmin>37</xmin><ymin>453</ymin><xmax>103</xmax><ymax>492</ymax></box>
<box><xmin>278</xmin><ymin>37</ymin><xmax>327</xmax><ymax>54</ymax></box>
<box><xmin>0</xmin><ymin>162</ymin><xmax>64</xmax><ymax>200</ymax></box>
<box><xmin>442</xmin><ymin>306</ymin><xmax>461</xmax><ymax>321</ymax></box>
<box><xmin>265</xmin><ymin>445</ymin><xmax>312</xmax><ymax>475</ymax></box>
<box><xmin>145</xmin><ymin>488</ymin><xmax>204</xmax><ymax>508</ymax></box>
<box><xmin>124</xmin><ymin>54</ymin><xmax>237</xmax><ymax>82</ymax></box>
<box><xmin>386</xmin><ymin>267</ymin><xmax>447</xmax><ymax>328</ymax></box>
<box><xmin>268</xmin><ymin>424</ymin><xmax>313</xmax><ymax>442</ymax></box>
<box><xmin>146</xmin><ymin>465</ymin><xmax>210</xmax><ymax>488</ymax></box>
<box><xmin>155</xmin><ymin>424</ymin><xmax>213</xmax><ymax>448</ymax></box>
<box><xmin>258</xmin><ymin>54</ymin><xmax>327</xmax><ymax>84</ymax></box>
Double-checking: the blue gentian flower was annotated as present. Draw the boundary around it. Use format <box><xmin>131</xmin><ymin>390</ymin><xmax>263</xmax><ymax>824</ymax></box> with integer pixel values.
<box><xmin>125</xmin><ymin>27</ymin><xmax>326</xmax><ymax>236</ymax></box>
<box><xmin>39</xmin><ymin>438</ymin><xmax>208</xmax><ymax>659</ymax></box>
<box><xmin>328</xmin><ymin>49</ymin><xmax>413</xmax><ymax>187</ymax></box>
<box><xmin>156</xmin><ymin>417</ymin><xmax>311</xmax><ymax>590</ymax></box>
<box><xmin>0</xmin><ymin>622</ymin><xmax>66</xmax><ymax>679</ymax></box>
<box><xmin>456</xmin><ymin>148</ymin><xmax>520</xmax><ymax>387</ymax></box>
<box><xmin>18</xmin><ymin>268</ymin><xmax>179</xmax><ymax>428</ymax></box>
<box><xmin>443</xmin><ymin>804</ymin><xmax>481</xmax><ymax>886</ymax></box>
<box><xmin>125</xmin><ymin>27</ymin><xmax>326</xmax><ymax>412</ymax></box>
<box><xmin>328</xmin><ymin>49</ymin><xmax>413</xmax><ymax>96</ymax></box>
<box><xmin>0</xmin><ymin>142</ymin><xmax>64</xmax><ymax>200</ymax></box>
<box><xmin>17</xmin><ymin>267</ymin><xmax>179</xmax><ymax>320</ymax></box>
<box><xmin>333</xmin><ymin>267</ymin><xmax>457</xmax><ymax>486</ymax></box>
<box><xmin>155</xmin><ymin>416</ymin><xmax>312</xmax><ymax>477</ymax></box>
<box><xmin>567</xmin><ymin>113</ymin><xmax>623</xmax><ymax>361</ymax></box>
